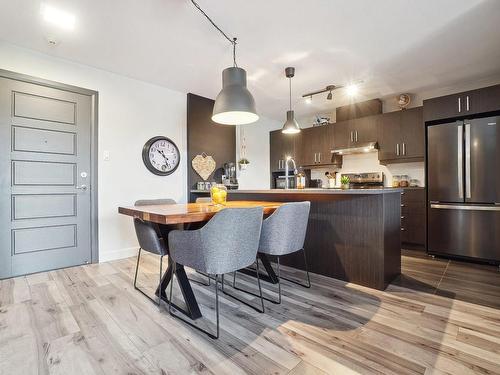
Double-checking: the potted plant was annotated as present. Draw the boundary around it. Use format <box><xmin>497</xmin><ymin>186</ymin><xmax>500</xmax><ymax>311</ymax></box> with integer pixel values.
<box><xmin>340</xmin><ymin>175</ymin><xmax>350</xmax><ymax>190</ymax></box>
<box><xmin>238</xmin><ymin>158</ymin><xmax>250</xmax><ymax>170</ymax></box>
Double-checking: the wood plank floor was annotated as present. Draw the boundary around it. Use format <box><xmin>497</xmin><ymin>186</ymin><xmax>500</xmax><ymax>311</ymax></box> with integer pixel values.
<box><xmin>1</xmin><ymin>251</ymin><xmax>499</xmax><ymax>374</ymax></box>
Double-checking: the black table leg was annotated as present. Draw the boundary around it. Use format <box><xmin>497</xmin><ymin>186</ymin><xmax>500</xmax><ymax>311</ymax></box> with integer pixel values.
<box><xmin>238</xmin><ymin>253</ymin><xmax>279</xmax><ymax>284</ymax></box>
<box><xmin>155</xmin><ymin>257</ymin><xmax>202</xmax><ymax>320</ymax></box>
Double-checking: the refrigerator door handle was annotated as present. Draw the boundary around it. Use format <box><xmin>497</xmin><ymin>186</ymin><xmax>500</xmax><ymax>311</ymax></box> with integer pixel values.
<box><xmin>430</xmin><ymin>204</ymin><xmax>500</xmax><ymax>211</ymax></box>
<box><xmin>457</xmin><ymin>124</ymin><xmax>463</xmax><ymax>199</ymax></box>
<box><xmin>465</xmin><ymin>123</ymin><xmax>471</xmax><ymax>199</ymax></box>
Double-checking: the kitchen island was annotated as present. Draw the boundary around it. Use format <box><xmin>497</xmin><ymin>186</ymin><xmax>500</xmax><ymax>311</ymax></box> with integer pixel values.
<box><xmin>192</xmin><ymin>188</ymin><xmax>402</xmax><ymax>290</ymax></box>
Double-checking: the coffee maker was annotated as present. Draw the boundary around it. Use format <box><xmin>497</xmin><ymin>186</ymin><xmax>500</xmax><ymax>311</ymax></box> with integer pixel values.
<box><xmin>222</xmin><ymin>162</ymin><xmax>239</xmax><ymax>190</ymax></box>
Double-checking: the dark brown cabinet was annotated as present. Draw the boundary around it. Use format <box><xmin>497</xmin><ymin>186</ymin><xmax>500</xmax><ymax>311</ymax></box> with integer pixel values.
<box><xmin>423</xmin><ymin>84</ymin><xmax>500</xmax><ymax>122</ymax></box>
<box><xmin>299</xmin><ymin>124</ymin><xmax>341</xmax><ymax>167</ymax></box>
<box><xmin>269</xmin><ymin>130</ymin><xmax>300</xmax><ymax>172</ymax></box>
<box><xmin>332</xmin><ymin>117</ymin><xmax>378</xmax><ymax>149</ymax></box>
<box><xmin>378</xmin><ymin>107</ymin><xmax>424</xmax><ymax>164</ymax></box>
<box><xmin>332</xmin><ymin>120</ymin><xmax>351</xmax><ymax>149</ymax></box>
<box><xmin>401</xmin><ymin>189</ymin><xmax>426</xmax><ymax>248</ymax></box>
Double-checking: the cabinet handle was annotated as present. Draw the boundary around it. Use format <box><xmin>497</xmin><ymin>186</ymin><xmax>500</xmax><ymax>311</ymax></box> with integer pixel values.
<box><xmin>402</xmin><ymin>142</ymin><xmax>406</xmax><ymax>156</ymax></box>
<box><xmin>401</xmin><ymin>204</ymin><xmax>405</xmax><ymax>207</ymax></box>
<box><xmin>318</xmin><ymin>152</ymin><xmax>321</xmax><ymax>163</ymax></box>
<box><xmin>350</xmin><ymin>131</ymin><xmax>353</xmax><ymax>143</ymax></box>
<box><xmin>401</xmin><ymin>228</ymin><xmax>406</xmax><ymax>231</ymax></box>
<box><xmin>401</xmin><ymin>216</ymin><xmax>405</xmax><ymax>219</ymax></box>
<box><xmin>466</xmin><ymin>95</ymin><xmax>470</xmax><ymax>111</ymax></box>
<box><xmin>355</xmin><ymin>130</ymin><xmax>358</xmax><ymax>142</ymax></box>
<box><xmin>396</xmin><ymin>143</ymin><xmax>400</xmax><ymax>156</ymax></box>
<box><xmin>314</xmin><ymin>153</ymin><xmax>317</xmax><ymax>163</ymax></box>
<box><xmin>458</xmin><ymin>97</ymin><xmax>461</xmax><ymax>113</ymax></box>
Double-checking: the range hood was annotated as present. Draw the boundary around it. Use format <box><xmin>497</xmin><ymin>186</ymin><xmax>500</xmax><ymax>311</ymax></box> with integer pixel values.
<box><xmin>331</xmin><ymin>141</ymin><xmax>378</xmax><ymax>155</ymax></box>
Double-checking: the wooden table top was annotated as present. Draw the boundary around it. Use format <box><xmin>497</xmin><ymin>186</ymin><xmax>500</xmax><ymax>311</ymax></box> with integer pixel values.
<box><xmin>118</xmin><ymin>201</ymin><xmax>283</xmax><ymax>225</ymax></box>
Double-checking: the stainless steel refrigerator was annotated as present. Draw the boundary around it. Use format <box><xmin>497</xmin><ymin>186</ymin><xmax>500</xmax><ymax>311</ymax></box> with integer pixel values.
<box><xmin>427</xmin><ymin>116</ymin><xmax>500</xmax><ymax>263</ymax></box>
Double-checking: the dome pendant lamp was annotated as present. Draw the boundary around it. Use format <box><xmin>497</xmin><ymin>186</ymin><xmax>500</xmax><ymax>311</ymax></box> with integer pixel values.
<box><xmin>190</xmin><ymin>0</ymin><xmax>258</xmax><ymax>125</ymax></box>
<box><xmin>282</xmin><ymin>67</ymin><xmax>301</xmax><ymax>134</ymax></box>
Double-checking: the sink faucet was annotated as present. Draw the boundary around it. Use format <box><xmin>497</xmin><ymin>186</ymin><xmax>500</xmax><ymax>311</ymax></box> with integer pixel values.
<box><xmin>284</xmin><ymin>156</ymin><xmax>297</xmax><ymax>189</ymax></box>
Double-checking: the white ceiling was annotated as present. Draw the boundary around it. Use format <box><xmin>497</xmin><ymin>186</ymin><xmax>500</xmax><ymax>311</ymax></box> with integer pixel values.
<box><xmin>1</xmin><ymin>0</ymin><xmax>500</xmax><ymax>122</ymax></box>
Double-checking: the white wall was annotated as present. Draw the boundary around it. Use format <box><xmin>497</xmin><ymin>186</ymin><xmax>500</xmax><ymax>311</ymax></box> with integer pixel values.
<box><xmin>310</xmin><ymin>155</ymin><xmax>424</xmax><ymax>188</ymax></box>
<box><xmin>0</xmin><ymin>42</ymin><xmax>187</xmax><ymax>262</ymax></box>
<box><xmin>236</xmin><ymin>117</ymin><xmax>282</xmax><ymax>189</ymax></box>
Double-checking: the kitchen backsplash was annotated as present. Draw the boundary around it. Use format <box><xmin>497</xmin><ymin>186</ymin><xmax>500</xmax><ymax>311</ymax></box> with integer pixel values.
<box><xmin>309</xmin><ymin>152</ymin><xmax>425</xmax><ymax>187</ymax></box>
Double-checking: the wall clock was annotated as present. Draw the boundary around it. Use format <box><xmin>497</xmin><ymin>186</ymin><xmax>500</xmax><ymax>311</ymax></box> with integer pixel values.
<box><xmin>142</xmin><ymin>136</ymin><xmax>180</xmax><ymax>176</ymax></box>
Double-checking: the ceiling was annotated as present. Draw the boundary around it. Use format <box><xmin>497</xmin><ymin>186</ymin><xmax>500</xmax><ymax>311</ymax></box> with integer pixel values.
<box><xmin>1</xmin><ymin>0</ymin><xmax>500</xmax><ymax>122</ymax></box>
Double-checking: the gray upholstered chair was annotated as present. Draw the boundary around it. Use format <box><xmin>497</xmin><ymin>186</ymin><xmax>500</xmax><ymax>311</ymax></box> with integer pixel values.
<box><xmin>133</xmin><ymin>199</ymin><xmax>175</xmax><ymax>306</ymax></box>
<box><xmin>195</xmin><ymin>197</ymin><xmax>212</xmax><ymax>203</ymax></box>
<box><xmin>233</xmin><ymin>201</ymin><xmax>311</xmax><ymax>304</ymax></box>
<box><xmin>167</xmin><ymin>207</ymin><xmax>264</xmax><ymax>339</ymax></box>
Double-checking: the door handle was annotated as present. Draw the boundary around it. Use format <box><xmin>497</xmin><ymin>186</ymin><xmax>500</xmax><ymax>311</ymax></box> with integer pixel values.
<box><xmin>76</xmin><ymin>184</ymin><xmax>88</xmax><ymax>191</ymax></box>
<box><xmin>457</xmin><ymin>124</ymin><xmax>463</xmax><ymax>199</ymax></box>
<box><xmin>458</xmin><ymin>97</ymin><xmax>461</xmax><ymax>113</ymax></box>
<box><xmin>465</xmin><ymin>123</ymin><xmax>471</xmax><ymax>199</ymax></box>
<box><xmin>430</xmin><ymin>204</ymin><xmax>500</xmax><ymax>211</ymax></box>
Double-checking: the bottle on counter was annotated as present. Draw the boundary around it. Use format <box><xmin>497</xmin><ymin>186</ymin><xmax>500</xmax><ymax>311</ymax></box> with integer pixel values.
<box><xmin>400</xmin><ymin>175</ymin><xmax>409</xmax><ymax>187</ymax></box>
<box><xmin>392</xmin><ymin>175</ymin><xmax>401</xmax><ymax>188</ymax></box>
<box><xmin>296</xmin><ymin>171</ymin><xmax>306</xmax><ymax>189</ymax></box>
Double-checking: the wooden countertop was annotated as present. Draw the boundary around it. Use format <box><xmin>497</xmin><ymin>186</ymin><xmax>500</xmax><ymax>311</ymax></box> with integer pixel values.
<box><xmin>118</xmin><ymin>201</ymin><xmax>283</xmax><ymax>225</ymax></box>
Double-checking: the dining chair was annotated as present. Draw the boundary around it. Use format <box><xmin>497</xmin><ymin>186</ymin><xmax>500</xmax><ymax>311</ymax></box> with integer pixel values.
<box><xmin>233</xmin><ymin>201</ymin><xmax>311</xmax><ymax>304</ymax></box>
<box><xmin>132</xmin><ymin>199</ymin><xmax>177</xmax><ymax>307</ymax></box>
<box><xmin>167</xmin><ymin>207</ymin><xmax>264</xmax><ymax>339</ymax></box>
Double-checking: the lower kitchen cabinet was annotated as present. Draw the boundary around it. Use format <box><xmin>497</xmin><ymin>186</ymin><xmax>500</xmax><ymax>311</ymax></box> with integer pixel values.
<box><xmin>401</xmin><ymin>188</ymin><xmax>426</xmax><ymax>249</ymax></box>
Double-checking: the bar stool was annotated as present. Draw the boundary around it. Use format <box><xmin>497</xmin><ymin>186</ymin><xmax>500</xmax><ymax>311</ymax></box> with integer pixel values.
<box><xmin>233</xmin><ymin>201</ymin><xmax>311</xmax><ymax>304</ymax></box>
<box><xmin>167</xmin><ymin>207</ymin><xmax>264</xmax><ymax>339</ymax></box>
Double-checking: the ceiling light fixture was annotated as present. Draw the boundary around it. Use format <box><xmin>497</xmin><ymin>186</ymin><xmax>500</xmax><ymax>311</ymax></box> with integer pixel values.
<box><xmin>41</xmin><ymin>3</ymin><xmax>75</xmax><ymax>30</ymax></box>
<box><xmin>345</xmin><ymin>83</ymin><xmax>359</xmax><ymax>97</ymax></box>
<box><xmin>303</xmin><ymin>81</ymin><xmax>363</xmax><ymax>102</ymax></box>
<box><xmin>305</xmin><ymin>96</ymin><xmax>312</xmax><ymax>104</ymax></box>
<box><xmin>281</xmin><ymin>67</ymin><xmax>301</xmax><ymax>134</ymax></box>
<box><xmin>190</xmin><ymin>0</ymin><xmax>258</xmax><ymax>126</ymax></box>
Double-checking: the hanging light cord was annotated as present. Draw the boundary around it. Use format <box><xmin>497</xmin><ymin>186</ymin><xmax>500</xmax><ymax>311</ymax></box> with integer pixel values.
<box><xmin>190</xmin><ymin>0</ymin><xmax>238</xmax><ymax>67</ymax></box>
<box><xmin>289</xmin><ymin>77</ymin><xmax>292</xmax><ymax>111</ymax></box>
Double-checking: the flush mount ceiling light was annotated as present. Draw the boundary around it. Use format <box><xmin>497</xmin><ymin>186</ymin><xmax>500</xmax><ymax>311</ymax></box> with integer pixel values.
<box><xmin>303</xmin><ymin>81</ymin><xmax>363</xmax><ymax>102</ymax></box>
<box><xmin>190</xmin><ymin>0</ymin><xmax>258</xmax><ymax>126</ymax></box>
<box><xmin>41</xmin><ymin>3</ymin><xmax>75</xmax><ymax>30</ymax></box>
<box><xmin>282</xmin><ymin>67</ymin><xmax>301</xmax><ymax>134</ymax></box>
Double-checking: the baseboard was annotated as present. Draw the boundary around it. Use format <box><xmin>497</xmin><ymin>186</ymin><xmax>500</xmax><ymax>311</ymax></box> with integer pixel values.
<box><xmin>99</xmin><ymin>247</ymin><xmax>138</xmax><ymax>263</ymax></box>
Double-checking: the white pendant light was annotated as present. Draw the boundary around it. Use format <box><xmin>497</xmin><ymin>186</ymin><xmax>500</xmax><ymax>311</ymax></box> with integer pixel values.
<box><xmin>190</xmin><ymin>0</ymin><xmax>258</xmax><ymax>126</ymax></box>
<box><xmin>282</xmin><ymin>67</ymin><xmax>301</xmax><ymax>134</ymax></box>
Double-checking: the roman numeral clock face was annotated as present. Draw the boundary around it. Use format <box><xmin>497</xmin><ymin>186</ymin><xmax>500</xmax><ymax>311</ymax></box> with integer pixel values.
<box><xmin>142</xmin><ymin>136</ymin><xmax>180</xmax><ymax>176</ymax></box>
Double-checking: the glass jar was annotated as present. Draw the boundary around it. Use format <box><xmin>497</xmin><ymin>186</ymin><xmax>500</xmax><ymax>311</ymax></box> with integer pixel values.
<box><xmin>400</xmin><ymin>175</ymin><xmax>409</xmax><ymax>188</ymax></box>
<box><xmin>296</xmin><ymin>172</ymin><xmax>306</xmax><ymax>189</ymax></box>
<box><xmin>392</xmin><ymin>175</ymin><xmax>401</xmax><ymax>188</ymax></box>
<box><xmin>210</xmin><ymin>184</ymin><xmax>227</xmax><ymax>205</ymax></box>
<box><xmin>410</xmin><ymin>179</ymin><xmax>419</xmax><ymax>187</ymax></box>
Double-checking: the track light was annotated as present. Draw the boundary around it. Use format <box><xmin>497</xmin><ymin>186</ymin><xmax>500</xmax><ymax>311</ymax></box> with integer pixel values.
<box><xmin>345</xmin><ymin>83</ymin><xmax>359</xmax><ymax>97</ymax></box>
<box><xmin>327</xmin><ymin>91</ymin><xmax>333</xmax><ymax>100</ymax></box>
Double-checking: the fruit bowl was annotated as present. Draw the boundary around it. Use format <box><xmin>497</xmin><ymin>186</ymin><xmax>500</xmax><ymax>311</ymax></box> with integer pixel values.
<box><xmin>210</xmin><ymin>184</ymin><xmax>227</xmax><ymax>206</ymax></box>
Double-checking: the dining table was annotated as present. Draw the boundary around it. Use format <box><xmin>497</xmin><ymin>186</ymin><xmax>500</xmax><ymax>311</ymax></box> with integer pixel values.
<box><xmin>118</xmin><ymin>200</ymin><xmax>283</xmax><ymax>320</ymax></box>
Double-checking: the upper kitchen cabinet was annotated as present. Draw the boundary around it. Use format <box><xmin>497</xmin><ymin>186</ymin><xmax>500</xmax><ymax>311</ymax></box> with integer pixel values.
<box><xmin>350</xmin><ymin>115</ymin><xmax>378</xmax><ymax>144</ymax></box>
<box><xmin>332</xmin><ymin>119</ymin><xmax>351</xmax><ymax>149</ymax></box>
<box><xmin>378</xmin><ymin>107</ymin><xmax>424</xmax><ymax>164</ymax></box>
<box><xmin>299</xmin><ymin>124</ymin><xmax>341</xmax><ymax>167</ymax></box>
<box><xmin>423</xmin><ymin>84</ymin><xmax>500</xmax><ymax>122</ymax></box>
<box><xmin>269</xmin><ymin>129</ymin><xmax>300</xmax><ymax>171</ymax></box>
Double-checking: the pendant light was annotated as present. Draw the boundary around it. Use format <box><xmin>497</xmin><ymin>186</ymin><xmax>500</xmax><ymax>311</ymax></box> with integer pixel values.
<box><xmin>190</xmin><ymin>0</ymin><xmax>258</xmax><ymax>125</ymax></box>
<box><xmin>282</xmin><ymin>67</ymin><xmax>301</xmax><ymax>134</ymax></box>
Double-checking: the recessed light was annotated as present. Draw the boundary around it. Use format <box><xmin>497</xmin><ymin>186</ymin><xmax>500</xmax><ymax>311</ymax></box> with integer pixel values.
<box><xmin>41</xmin><ymin>3</ymin><xmax>75</xmax><ymax>30</ymax></box>
<box><xmin>345</xmin><ymin>84</ymin><xmax>359</xmax><ymax>97</ymax></box>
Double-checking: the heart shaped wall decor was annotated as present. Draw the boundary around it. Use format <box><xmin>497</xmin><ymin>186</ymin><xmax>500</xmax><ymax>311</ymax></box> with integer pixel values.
<box><xmin>191</xmin><ymin>154</ymin><xmax>216</xmax><ymax>181</ymax></box>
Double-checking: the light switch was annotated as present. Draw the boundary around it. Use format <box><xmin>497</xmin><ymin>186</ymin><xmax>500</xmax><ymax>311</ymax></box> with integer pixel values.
<box><xmin>103</xmin><ymin>150</ymin><xmax>110</xmax><ymax>161</ymax></box>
